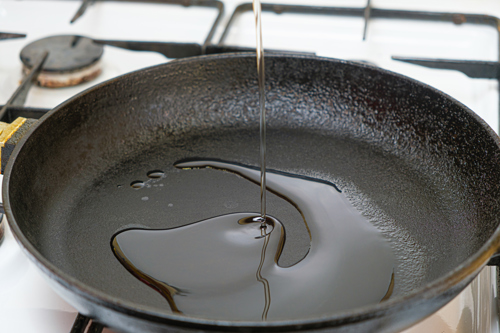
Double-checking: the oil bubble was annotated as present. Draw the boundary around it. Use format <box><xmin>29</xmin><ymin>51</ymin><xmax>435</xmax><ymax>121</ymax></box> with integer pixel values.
<box><xmin>147</xmin><ymin>170</ymin><xmax>165</xmax><ymax>179</ymax></box>
<box><xmin>130</xmin><ymin>181</ymin><xmax>145</xmax><ymax>189</ymax></box>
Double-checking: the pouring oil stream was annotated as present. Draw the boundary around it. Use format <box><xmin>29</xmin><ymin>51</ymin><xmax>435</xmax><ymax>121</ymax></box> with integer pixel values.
<box><xmin>253</xmin><ymin>0</ymin><xmax>267</xmax><ymax>226</ymax></box>
<box><xmin>253</xmin><ymin>1</ymin><xmax>272</xmax><ymax>319</ymax></box>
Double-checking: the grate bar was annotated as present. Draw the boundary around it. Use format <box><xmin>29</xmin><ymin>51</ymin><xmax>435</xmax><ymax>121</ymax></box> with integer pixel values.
<box><xmin>0</xmin><ymin>32</ymin><xmax>27</xmax><ymax>40</ymax></box>
<box><xmin>69</xmin><ymin>0</ymin><xmax>224</xmax><ymax>48</ymax></box>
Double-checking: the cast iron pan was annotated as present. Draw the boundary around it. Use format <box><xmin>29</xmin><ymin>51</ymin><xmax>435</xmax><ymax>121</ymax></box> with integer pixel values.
<box><xmin>4</xmin><ymin>54</ymin><xmax>500</xmax><ymax>332</ymax></box>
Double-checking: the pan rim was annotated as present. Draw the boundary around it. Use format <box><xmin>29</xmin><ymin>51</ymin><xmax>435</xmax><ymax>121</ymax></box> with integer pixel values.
<box><xmin>4</xmin><ymin>53</ymin><xmax>500</xmax><ymax>331</ymax></box>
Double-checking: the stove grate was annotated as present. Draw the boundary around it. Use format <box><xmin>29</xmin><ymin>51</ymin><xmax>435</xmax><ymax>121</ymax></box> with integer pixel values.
<box><xmin>219</xmin><ymin>1</ymin><xmax>500</xmax><ymax>130</ymax></box>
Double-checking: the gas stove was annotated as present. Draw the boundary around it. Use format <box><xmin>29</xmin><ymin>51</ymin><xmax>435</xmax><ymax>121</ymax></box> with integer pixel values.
<box><xmin>1</xmin><ymin>0</ymin><xmax>500</xmax><ymax>332</ymax></box>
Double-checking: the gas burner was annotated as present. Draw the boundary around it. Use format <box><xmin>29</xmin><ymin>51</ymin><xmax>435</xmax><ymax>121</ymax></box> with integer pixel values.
<box><xmin>20</xmin><ymin>35</ymin><xmax>103</xmax><ymax>88</ymax></box>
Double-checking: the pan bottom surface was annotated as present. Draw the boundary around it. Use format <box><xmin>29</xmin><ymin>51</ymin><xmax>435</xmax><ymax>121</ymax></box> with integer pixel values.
<box><xmin>33</xmin><ymin>127</ymin><xmax>478</xmax><ymax>322</ymax></box>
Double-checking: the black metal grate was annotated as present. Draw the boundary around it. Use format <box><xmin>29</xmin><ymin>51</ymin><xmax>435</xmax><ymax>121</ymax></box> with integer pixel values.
<box><xmin>218</xmin><ymin>2</ymin><xmax>500</xmax><ymax>130</ymax></box>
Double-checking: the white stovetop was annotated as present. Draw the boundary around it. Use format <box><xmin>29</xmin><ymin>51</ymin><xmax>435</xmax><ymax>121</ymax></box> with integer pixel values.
<box><xmin>1</xmin><ymin>0</ymin><xmax>500</xmax><ymax>332</ymax></box>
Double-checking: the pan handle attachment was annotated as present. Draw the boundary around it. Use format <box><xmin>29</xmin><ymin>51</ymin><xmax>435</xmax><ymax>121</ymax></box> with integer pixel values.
<box><xmin>0</xmin><ymin>117</ymin><xmax>31</xmax><ymax>243</ymax></box>
<box><xmin>0</xmin><ymin>117</ymin><xmax>38</xmax><ymax>174</ymax></box>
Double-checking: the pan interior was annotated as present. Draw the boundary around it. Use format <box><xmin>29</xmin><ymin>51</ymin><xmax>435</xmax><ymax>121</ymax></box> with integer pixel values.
<box><xmin>7</xmin><ymin>55</ymin><xmax>500</xmax><ymax>323</ymax></box>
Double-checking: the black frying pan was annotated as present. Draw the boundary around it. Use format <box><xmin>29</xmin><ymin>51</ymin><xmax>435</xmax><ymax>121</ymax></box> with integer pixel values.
<box><xmin>4</xmin><ymin>54</ymin><xmax>500</xmax><ymax>332</ymax></box>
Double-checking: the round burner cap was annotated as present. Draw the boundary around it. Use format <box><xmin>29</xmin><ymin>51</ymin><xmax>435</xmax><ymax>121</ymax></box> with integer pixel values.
<box><xmin>20</xmin><ymin>35</ymin><xmax>104</xmax><ymax>73</ymax></box>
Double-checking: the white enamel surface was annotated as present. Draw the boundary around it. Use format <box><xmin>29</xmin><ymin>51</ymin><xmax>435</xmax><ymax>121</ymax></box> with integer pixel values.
<box><xmin>0</xmin><ymin>1</ymin><xmax>499</xmax><ymax>332</ymax></box>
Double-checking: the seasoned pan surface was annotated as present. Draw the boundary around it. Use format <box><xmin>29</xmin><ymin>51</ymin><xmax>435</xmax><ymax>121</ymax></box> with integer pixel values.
<box><xmin>5</xmin><ymin>54</ymin><xmax>500</xmax><ymax>332</ymax></box>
